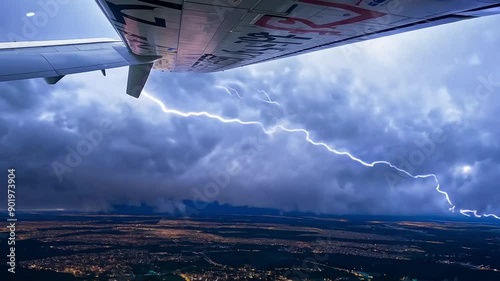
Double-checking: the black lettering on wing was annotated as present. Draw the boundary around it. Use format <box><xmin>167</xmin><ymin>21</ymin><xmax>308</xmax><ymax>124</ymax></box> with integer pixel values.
<box><xmin>106</xmin><ymin>2</ymin><xmax>166</xmax><ymax>27</ymax></box>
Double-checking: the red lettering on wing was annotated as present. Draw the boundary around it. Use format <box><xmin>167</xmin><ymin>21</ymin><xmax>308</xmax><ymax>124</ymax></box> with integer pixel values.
<box><xmin>256</xmin><ymin>0</ymin><xmax>386</xmax><ymax>35</ymax></box>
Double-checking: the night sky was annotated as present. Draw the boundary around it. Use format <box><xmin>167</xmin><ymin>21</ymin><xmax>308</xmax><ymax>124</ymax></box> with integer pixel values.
<box><xmin>0</xmin><ymin>1</ymin><xmax>499</xmax><ymax>218</ymax></box>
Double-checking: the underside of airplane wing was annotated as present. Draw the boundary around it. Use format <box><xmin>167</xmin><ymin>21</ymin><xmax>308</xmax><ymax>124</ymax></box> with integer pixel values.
<box><xmin>96</xmin><ymin>0</ymin><xmax>500</xmax><ymax>74</ymax></box>
<box><xmin>1</xmin><ymin>0</ymin><xmax>500</xmax><ymax>98</ymax></box>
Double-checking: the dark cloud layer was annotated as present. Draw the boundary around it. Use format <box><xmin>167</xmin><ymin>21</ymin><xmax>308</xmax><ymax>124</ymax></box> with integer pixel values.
<box><xmin>1</xmin><ymin>16</ymin><xmax>500</xmax><ymax>217</ymax></box>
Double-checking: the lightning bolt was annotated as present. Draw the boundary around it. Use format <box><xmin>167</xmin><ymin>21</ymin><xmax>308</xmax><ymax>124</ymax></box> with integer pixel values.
<box><xmin>255</xmin><ymin>89</ymin><xmax>280</xmax><ymax>106</ymax></box>
<box><xmin>143</xmin><ymin>91</ymin><xmax>499</xmax><ymax>220</ymax></box>
<box><xmin>460</xmin><ymin>210</ymin><xmax>481</xmax><ymax>218</ymax></box>
<box><xmin>461</xmin><ymin>210</ymin><xmax>500</xmax><ymax>219</ymax></box>
<box><xmin>216</xmin><ymin>85</ymin><xmax>242</xmax><ymax>98</ymax></box>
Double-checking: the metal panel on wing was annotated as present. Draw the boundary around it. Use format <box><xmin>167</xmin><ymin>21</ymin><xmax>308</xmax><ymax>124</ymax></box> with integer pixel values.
<box><xmin>96</xmin><ymin>0</ymin><xmax>500</xmax><ymax>73</ymax></box>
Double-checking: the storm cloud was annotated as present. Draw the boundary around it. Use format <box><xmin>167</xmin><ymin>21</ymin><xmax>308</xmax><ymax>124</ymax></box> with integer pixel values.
<box><xmin>1</xmin><ymin>3</ymin><xmax>500</xmax><ymax>217</ymax></box>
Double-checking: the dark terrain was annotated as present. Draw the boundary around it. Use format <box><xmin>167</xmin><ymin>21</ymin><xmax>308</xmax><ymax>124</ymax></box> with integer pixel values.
<box><xmin>1</xmin><ymin>212</ymin><xmax>499</xmax><ymax>281</ymax></box>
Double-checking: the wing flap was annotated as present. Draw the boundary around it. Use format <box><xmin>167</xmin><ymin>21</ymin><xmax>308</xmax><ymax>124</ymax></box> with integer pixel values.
<box><xmin>0</xmin><ymin>53</ymin><xmax>59</xmax><ymax>81</ymax></box>
<box><xmin>41</xmin><ymin>48</ymin><xmax>129</xmax><ymax>75</ymax></box>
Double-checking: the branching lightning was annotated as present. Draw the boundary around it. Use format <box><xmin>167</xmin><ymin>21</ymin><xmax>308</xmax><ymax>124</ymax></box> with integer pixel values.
<box><xmin>216</xmin><ymin>85</ymin><xmax>242</xmax><ymax>98</ymax></box>
<box><xmin>461</xmin><ymin>210</ymin><xmax>500</xmax><ymax>219</ymax></box>
<box><xmin>255</xmin><ymin>89</ymin><xmax>280</xmax><ymax>106</ymax></box>
<box><xmin>143</xmin><ymin>91</ymin><xmax>499</xmax><ymax>220</ymax></box>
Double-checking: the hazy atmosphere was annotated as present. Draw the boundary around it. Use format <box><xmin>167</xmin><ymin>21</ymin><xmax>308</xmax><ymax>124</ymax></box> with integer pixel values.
<box><xmin>1</xmin><ymin>0</ymin><xmax>500</xmax><ymax>217</ymax></box>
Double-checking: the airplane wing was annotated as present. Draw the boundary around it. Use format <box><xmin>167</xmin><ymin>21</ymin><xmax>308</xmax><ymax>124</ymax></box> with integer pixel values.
<box><xmin>0</xmin><ymin>38</ymin><xmax>159</xmax><ymax>97</ymax></box>
<box><xmin>1</xmin><ymin>0</ymin><xmax>500</xmax><ymax>98</ymax></box>
<box><xmin>96</xmin><ymin>0</ymin><xmax>500</xmax><ymax>74</ymax></box>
